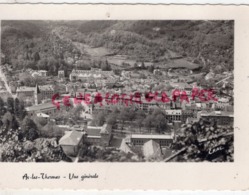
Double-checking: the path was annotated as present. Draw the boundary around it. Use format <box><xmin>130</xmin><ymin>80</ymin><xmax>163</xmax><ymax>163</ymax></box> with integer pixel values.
<box><xmin>0</xmin><ymin>67</ymin><xmax>16</xmax><ymax>98</ymax></box>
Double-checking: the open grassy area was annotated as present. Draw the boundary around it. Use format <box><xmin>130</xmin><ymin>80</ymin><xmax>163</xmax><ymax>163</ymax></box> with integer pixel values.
<box><xmin>164</xmin><ymin>58</ymin><xmax>200</xmax><ymax>70</ymax></box>
<box><xmin>73</xmin><ymin>42</ymin><xmax>113</xmax><ymax>57</ymax></box>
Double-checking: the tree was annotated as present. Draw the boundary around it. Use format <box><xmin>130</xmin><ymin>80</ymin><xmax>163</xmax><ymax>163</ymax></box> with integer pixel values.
<box><xmin>111</xmin><ymin>106</ymin><xmax>120</xmax><ymax>114</ymax></box>
<box><xmin>92</xmin><ymin>111</ymin><xmax>106</xmax><ymax>126</ymax></box>
<box><xmin>152</xmin><ymin>108</ymin><xmax>163</xmax><ymax>117</ymax></box>
<box><xmin>26</xmin><ymin>128</ymin><xmax>39</xmax><ymax>141</ymax></box>
<box><xmin>14</xmin><ymin>98</ymin><xmax>20</xmax><ymax>115</ymax></box>
<box><xmin>141</xmin><ymin>61</ymin><xmax>145</xmax><ymax>69</ymax></box>
<box><xmin>19</xmin><ymin>72</ymin><xmax>37</xmax><ymax>87</ymax></box>
<box><xmin>101</xmin><ymin>60</ymin><xmax>111</xmax><ymax>71</ymax></box>
<box><xmin>18</xmin><ymin>100</ymin><xmax>27</xmax><ymax>120</ymax></box>
<box><xmin>10</xmin><ymin>116</ymin><xmax>19</xmax><ymax>130</ymax></box>
<box><xmin>118</xmin><ymin>108</ymin><xmax>130</xmax><ymax>128</ymax></box>
<box><xmin>72</xmin><ymin>104</ymin><xmax>84</xmax><ymax>120</ymax></box>
<box><xmin>106</xmin><ymin>60</ymin><xmax>111</xmax><ymax>70</ymax></box>
<box><xmin>32</xmin><ymin>52</ymin><xmax>40</xmax><ymax>62</ymax></box>
<box><xmin>21</xmin><ymin>116</ymin><xmax>39</xmax><ymax>141</ymax></box>
<box><xmin>47</xmin><ymin>57</ymin><xmax>59</xmax><ymax>76</ymax></box>
<box><xmin>53</xmin><ymin>126</ymin><xmax>64</xmax><ymax>138</ymax></box>
<box><xmin>2</xmin><ymin>111</ymin><xmax>13</xmax><ymax>129</ymax></box>
<box><xmin>76</xmin><ymin>60</ymin><xmax>91</xmax><ymax>70</ymax></box>
<box><xmin>148</xmin><ymin>65</ymin><xmax>155</xmax><ymax>73</ymax></box>
<box><xmin>135</xmin><ymin>118</ymin><xmax>144</xmax><ymax>132</ymax></box>
<box><xmin>6</xmin><ymin>97</ymin><xmax>14</xmax><ymax>113</ymax></box>
<box><xmin>125</xmin><ymin>107</ymin><xmax>135</xmax><ymax>121</ymax></box>
<box><xmin>41</xmin><ymin>121</ymin><xmax>54</xmax><ymax>137</ymax></box>
<box><xmin>134</xmin><ymin>62</ymin><xmax>138</xmax><ymax>68</ymax></box>
<box><xmin>106</xmin><ymin>113</ymin><xmax>117</xmax><ymax>127</ymax></box>
<box><xmin>143</xmin><ymin>115</ymin><xmax>154</xmax><ymax>132</ymax></box>
<box><xmin>135</xmin><ymin>110</ymin><xmax>146</xmax><ymax>132</ymax></box>
<box><xmin>139</xmin><ymin>73</ymin><xmax>146</xmax><ymax>79</ymax></box>
<box><xmin>37</xmin><ymin>58</ymin><xmax>48</xmax><ymax>70</ymax></box>
<box><xmin>135</xmin><ymin>109</ymin><xmax>146</xmax><ymax>119</ymax></box>
<box><xmin>0</xmin><ymin>97</ymin><xmax>6</xmax><ymax>116</ymax></box>
<box><xmin>154</xmin><ymin>114</ymin><xmax>168</xmax><ymax>133</ymax></box>
<box><xmin>33</xmin><ymin>115</ymin><xmax>48</xmax><ymax>129</ymax></box>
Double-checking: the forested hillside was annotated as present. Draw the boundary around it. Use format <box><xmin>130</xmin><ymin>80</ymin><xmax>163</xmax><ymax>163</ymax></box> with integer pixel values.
<box><xmin>1</xmin><ymin>20</ymin><xmax>234</xmax><ymax>73</ymax></box>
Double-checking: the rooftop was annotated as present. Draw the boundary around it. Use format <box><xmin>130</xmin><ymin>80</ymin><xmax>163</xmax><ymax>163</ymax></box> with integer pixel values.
<box><xmin>26</xmin><ymin>102</ymin><xmax>61</xmax><ymax>112</ymax></box>
<box><xmin>39</xmin><ymin>85</ymin><xmax>54</xmax><ymax>91</ymax></box>
<box><xmin>59</xmin><ymin>130</ymin><xmax>84</xmax><ymax>146</ymax></box>
<box><xmin>131</xmin><ymin>133</ymin><xmax>173</xmax><ymax>140</ymax></box>
<box><xmin>86</xmin><ymin>126</ymin><xmax>102</xmax><ymax>137</ymax></box>
<box><xmin>16</xmin><ymin>86</ymin><xmax>35</xmax><ymax>92</ymax></box>
<box><xmin>170</xmin><ymin>82</ymin><xmax>192</xmax><ymax>89</ymax></box>
<box><xmin>16</xmin><ymin>85</ymin><xmax>54</xmax><ymax>92</ymax></box>
<box><xmin>201</xmin><ymin>111</ymin><xmax>234</xmax><ymax>117</ymax></box>
<box><xmin>86</xmin><ymin>124</ymin><xmax>111</xmax><ymax>137</ymax></box>
<box><xmin>38</xmin><ymin>70</ymin><xmax>48</xmax><ymax>73</ymax></box>
<box><xmin>143</xmin><ymin>140</ymin><xmax>162</xmax><ymax>159</ymax></box>
<box><xmin>36</xmin><ymin>112</ymin><xmax>50</xmax><ymax>118</ymax></box>
<box><xmin>166</xmin><ymin>110</ymin><xmax>182</xmax><ymax>115</ymax></box>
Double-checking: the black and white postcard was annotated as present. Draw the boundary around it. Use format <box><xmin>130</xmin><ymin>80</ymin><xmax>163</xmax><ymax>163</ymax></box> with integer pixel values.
<box><xmin>0</xmin><ymin>4</ymin><xmax>247</xmax><ymax>190</ymax></box>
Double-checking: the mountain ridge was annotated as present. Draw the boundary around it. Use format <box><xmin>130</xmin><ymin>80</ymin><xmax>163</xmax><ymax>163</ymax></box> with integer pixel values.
<box><xmin>1</xmin><ymin>20</ymin><xmax>234</xmax><ymax>73</ymax></box>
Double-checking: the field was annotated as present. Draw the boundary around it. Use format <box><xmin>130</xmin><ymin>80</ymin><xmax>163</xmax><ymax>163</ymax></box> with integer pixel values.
<box><xmin>73</xmin><ymin>42</ymin><xmax>154</xmax><ymax>68</ymax></box>
<box><xmin>73</xmin><ymin>42</ymin><xmax>113</xmax><ymax>57</ymax></box>
<box><xmin>163</xmin><ymin>58</ymin><xmax>200</xmax><ymax>70</ymax></box>
<box><xmin>73</xmin><ymin>40</ymin><xmax>200</xmax><ymax>70</ymax></box>
<box><xmin>107</xmin><ymin>55</ymin><xmax>153</xmax><ymax>67</ymax></box>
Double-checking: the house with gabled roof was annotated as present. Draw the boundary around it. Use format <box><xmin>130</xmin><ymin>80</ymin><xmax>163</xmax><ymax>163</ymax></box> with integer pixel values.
<box><xmin>86</xmin><ymin>124</ymin><xmax>113</xmax><ymax>147</ymax></box>
<box><xmin>59</xmin><ymin>130</ymin><xmax>85</xmax><ymax>157</ymax></box>
<box><xmin>143</xmin><ymin>140</ymin><xmax>162</xmax><ymax>160</ymax></box>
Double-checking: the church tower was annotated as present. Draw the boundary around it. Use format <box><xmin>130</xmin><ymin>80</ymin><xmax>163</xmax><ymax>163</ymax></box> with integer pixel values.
<box><xmin>34</xmin><ymin>84</ymin><xmax>41</xmax><ymax>105</ymax></box>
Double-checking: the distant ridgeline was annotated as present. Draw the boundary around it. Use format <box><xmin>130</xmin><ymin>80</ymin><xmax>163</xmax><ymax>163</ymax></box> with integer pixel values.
<box><xmin>1</xmin><ymin>20</ymin><xmax>233</xmax><ymax>73</ymax></box>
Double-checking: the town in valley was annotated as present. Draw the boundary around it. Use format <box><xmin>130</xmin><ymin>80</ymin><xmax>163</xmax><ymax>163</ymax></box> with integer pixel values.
<box><xmin>0</xmin><ymin>20</ymin><xmax>234</xmax><ymax>162</ymax></box>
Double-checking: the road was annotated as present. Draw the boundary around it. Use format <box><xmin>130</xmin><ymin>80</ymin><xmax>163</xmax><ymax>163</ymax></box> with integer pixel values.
<box><xmin>0</xmin><ymin>67</ymin><xmax>17</xmax><ymax>99</ymax></box>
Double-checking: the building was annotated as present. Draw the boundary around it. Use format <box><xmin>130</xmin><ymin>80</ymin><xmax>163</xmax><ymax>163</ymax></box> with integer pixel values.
<box><xmin>59</xmin><ymin>130</ymin><xmax>85</xmax><ymax>157</ymax></box>
<box><xmin>128</xmin><ymin>133</ymin><xmax>174</xmax><ymax>147</ymax></box>
<box><xmin>165</xmin><ymin>110</ymin><xmax>182</xmax><ymax>123</ymax></box>
<box><xmin>85</xmin><ymin>124</ymin><xmax>113</xmax><ymax>147</ymax></box>
<box><xmin>135</xmin><ymin>95</ymin><xmax>171</xmax><ymax>112</ymax></box>
<box><xmin>90</xmin><ymin>92</ymin><xmax>172</xmax><ymax>114</ymax></box>
<box><xmin>69</xmin><ymin>68</ymin><xmax>114</xmax><ymax>81</ymax></box>
<box><xmin>143</xmin><ymin>140</ymin><xmax>162</xmax><ymax>160</ymax></box>
<box><xmin>36</xmin><ymin>112</ymin><xmax>50</xmax><ymax>119</ymax></box>
<box><xmin>31</xmin><ymin>70</ymin><xmax>48</xmax><ymax>77</ymax></box>
<box><xmin>182</xmin><ymin>110</ymin><xmax>195</xmax><ymax>123</ymax></box>
<box><xmin>34</xmin><ymin>84</ymin><xmax>55</xmax><ymax>105</ymax></box>
<box><xmin>153</xmin><ymin>69</ymin><xmax>163</xmax><ymax>76</ymax></box>
<box><xmin>170</xmin><ymin>82</ymin><xmax>192</xmax><ymax>91</ymax></box>
<box><xmin>16</xmin><ymin>87</ymin><xmax>35</xmax><ymax>97</ymax></box>
<box><xmin>39</xmin><ymin>70</ymin><xmax>48</xmax><ymax>77</ymax></box>
<box><xmin>205</xmin><ymin>71</ymin><xmax>215</xmax><ymax>80</ymax></box>
<box><xmin>186</xmin><ymin>117</ymin><xmax>198</xmax><ymax>124</ymax></box>
<box><xmin>200</xmin><ymin>111</ymin><xmax>234</xmax><ymax>126</ymax></box>
<box><xmin>17</xmin><ymin>84</ymin><xmax>55</xmax><ymax>105</ymax></box>
<box><xmin>25</xmin><ymin>101</ymin><xmax>69</xmax><ymax>116</ymax></box>
<box><xmin>58</xmin><ymin>70</ymin><xmax>65</xmax><ymax>79</ymax></box>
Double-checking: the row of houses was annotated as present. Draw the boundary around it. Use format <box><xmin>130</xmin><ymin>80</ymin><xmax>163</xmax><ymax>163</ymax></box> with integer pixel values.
<box><xmin>69</xmin><ymin>68</ymin><xmax>114</xmax><ymax>81</ymax></box>
<box><xmin>16</xmin><ymin>84</ymin><xmax>55</xmax><ymax>105</ymax></box>
<box><xmin>58</xmin><ymin>123</ymin><xmax>175</xmax><ymax>158</ymax></box>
